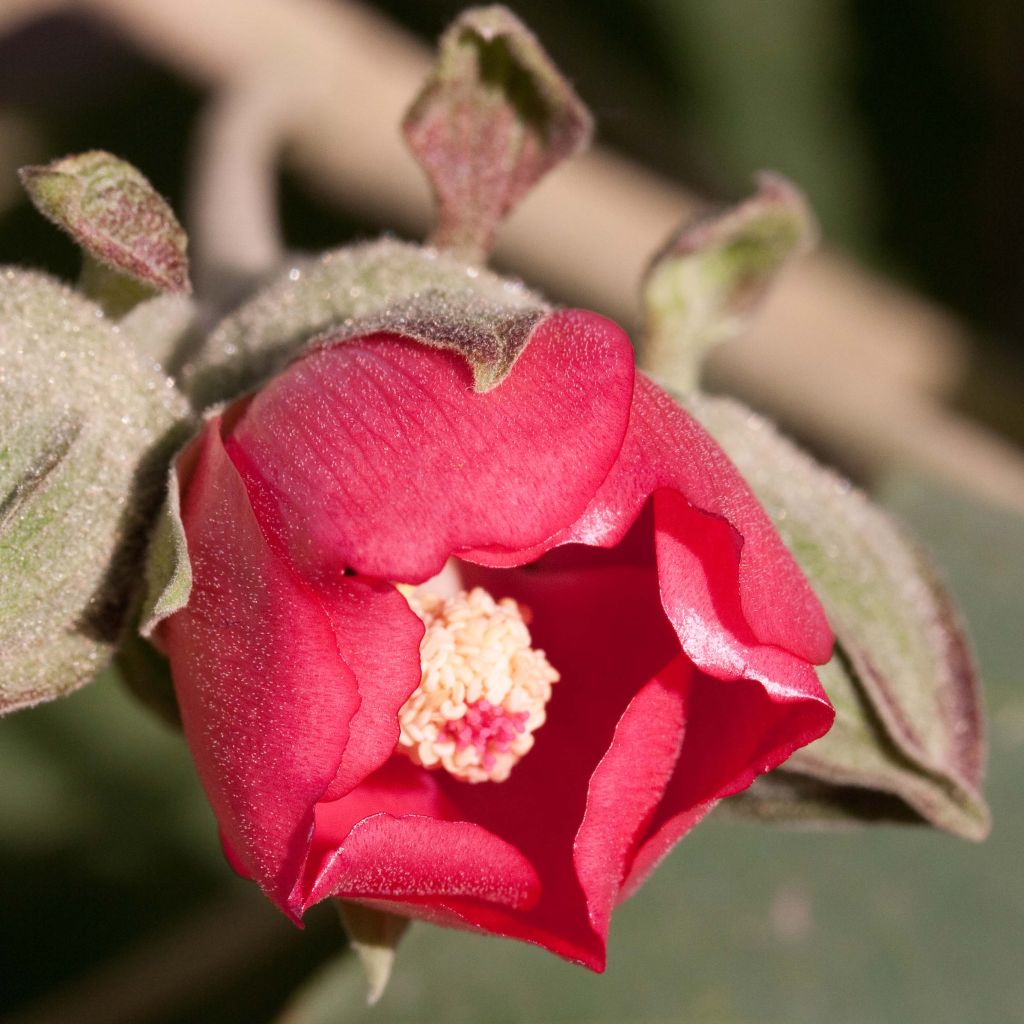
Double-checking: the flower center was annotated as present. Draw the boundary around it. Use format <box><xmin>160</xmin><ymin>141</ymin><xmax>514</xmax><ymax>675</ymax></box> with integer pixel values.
<box><xmin>395</xmin><ymin>585</ymin><xmax>559</xmax><ymax>783</ymax></box>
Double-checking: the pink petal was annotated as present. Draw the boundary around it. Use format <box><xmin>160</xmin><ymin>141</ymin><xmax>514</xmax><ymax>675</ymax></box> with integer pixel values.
<box><xmin>650</xmin><ymin>486</ymin><xmax>832</xmax><ymax>702</ymax></box>
<box><xmin>302</xmin><ymin>758</ymin><xmax>539</xmax><ymax>914</ymax></box>
<box><xmin>161</xmin><ymin>419</ymin><xmax>423</xmax><ymax>912</ymax></box>
<box><xmin>572</xmin><ymin>656</ymin><xmax>691</xmax><ymax>951</ymax></box>
<box><xmin>316</xmin><ymin>815</ymin><xmax>539</xmax><ymax>908</ymax></box>
<box><xmin>622</xmin><ymin>667</ymin><xmax>833</xmax><ymax>899</ymax></box>
<box><xmin>223</xmin><ymin>309</ymin><xmax>635</xmax><ymax>585</ymax></box>
<box><xmin>428</xmin><ymin>550</ymin><xmax>684</xmax><ymax>967</ymax></box>
<box><xmin>317</xmin><ymin>582</ymin><xmax>426</xmax><ymax>803</ymax></box>
<box><xmin>469</xmin><ymin>374</ymin><xmax>833</xmax><ymax>667</ymax></box>
<box><xmin>454</xmin><ymin>505</ymin><xmax>831</xmax><ymax>964</ymax></box>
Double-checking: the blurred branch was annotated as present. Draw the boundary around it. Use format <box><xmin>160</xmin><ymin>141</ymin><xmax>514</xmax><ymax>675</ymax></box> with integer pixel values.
<box><xmin>0</xmin><ymin>0</ymin><xmax>60</xmax><ymax>28</ymax></box>
<box><xmin>188</xmin><ymin>83</ymin><xmax>288</xmax><ymax>301</ymax></box>
<box><xmin>8</xmin><ymin>0</ymin><xmax>1024</xmax><ymax>511</ymax></box>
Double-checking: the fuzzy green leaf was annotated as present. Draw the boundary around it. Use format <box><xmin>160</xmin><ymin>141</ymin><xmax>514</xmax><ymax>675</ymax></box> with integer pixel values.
<box><xmin>115</xmin><ymin>633</ymin><xmax>181</xmax><ymax>729</ymax></box>
<box><xmin>640</xmin><ymin>174</ymin><xmax>815</xmax><ymax>390</ymax></box>
<box><xmin>690</xmin><ymin>394</ymin><xmax>989</xmax><ymax>839</ymax></box>
<box><xmin>182</xmin><ymin>238</ymin><xmax>549</xmax><ymax>410</ymax></box>
<box><xmin>0</xmin><ymin>269</ymin><xmax>190</xmax><ymax>714</ymax></box>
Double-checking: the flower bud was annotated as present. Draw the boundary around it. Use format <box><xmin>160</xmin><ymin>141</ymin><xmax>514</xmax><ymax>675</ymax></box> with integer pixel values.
<box><xmin>404</xmin><ymin>5</ymin><xmax>592</xmax><ymax>262</ymax></box>
<box><xmin>641</xmin><ymin>173</ymin><xmax>815</xmax><ymax>390</ymax></box>
<box><xmin>20</xmin><ymin>151</ymin><xmax>191</xmax><ymax>294</ymax></box>
<box><xmin>20</xmin><ymin>151</ymin><xmax>191</xmax><ymax>317</ymax></box>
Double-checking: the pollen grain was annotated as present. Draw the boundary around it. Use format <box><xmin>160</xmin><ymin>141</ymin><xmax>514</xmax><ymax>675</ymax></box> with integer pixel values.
<box><xmin>396</xmin><ymin>586</ymin><xmax>558</xmax><ymax>783</ymax></box>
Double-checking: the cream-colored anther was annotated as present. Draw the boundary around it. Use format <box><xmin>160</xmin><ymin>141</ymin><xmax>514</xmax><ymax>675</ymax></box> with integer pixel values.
<box><xmin>396</xmin><ymin>586</ymin><xmax>559</xmax><ymax>783</ymax></box>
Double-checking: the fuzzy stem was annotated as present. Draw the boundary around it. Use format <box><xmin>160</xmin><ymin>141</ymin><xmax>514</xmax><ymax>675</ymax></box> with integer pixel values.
<box><xmin>79</xmin><ymin>253</ymin><xmax>157</xmax><ymax>318</ymax></box>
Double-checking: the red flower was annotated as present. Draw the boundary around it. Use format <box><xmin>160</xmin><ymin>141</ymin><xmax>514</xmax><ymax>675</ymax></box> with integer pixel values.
<box><xmin>160</xmin><ymin>309</ymin><xmax>833</xmax><ymax>969</ymax></box>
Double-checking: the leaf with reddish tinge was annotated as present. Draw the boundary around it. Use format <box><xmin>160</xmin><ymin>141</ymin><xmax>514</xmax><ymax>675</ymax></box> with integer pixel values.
<box><xmin>404</xmin><ymin>5</ymin><xmax>592</xmax><ymax>261</ymax></box>
<box><xmin>20</xmin><ymin>150</ymin><xmax>191</xmax><ymax>296</ymax></box>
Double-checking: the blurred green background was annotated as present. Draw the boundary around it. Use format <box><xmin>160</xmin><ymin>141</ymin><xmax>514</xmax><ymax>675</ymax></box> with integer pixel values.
<box><xmin>1</xmin><ymin>2</ymin><xmax>1022</xmax><ymax>1022</ymax></box>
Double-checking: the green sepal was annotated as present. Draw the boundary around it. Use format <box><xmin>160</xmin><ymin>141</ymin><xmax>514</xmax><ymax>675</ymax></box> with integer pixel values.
<box><xmin>689</xmin><ymin>394</ymin><xmax>989</xmax><ymax>840</ymax></box>
<box><xmin>640</xmin><ymin>174</ymin><xmax>815</xmax><ymax>390</ymax></box>
<box><xmin>139</xmin><ymin>465</ymin><xmax>192</xmax><ymax>638</ymax></box>
<box><xmin>336</xmin><ymin>901</ymin><xmax>410</xmax><ymax>1006</ymax></box>
<box><xmin>181</xmin><ymin>238</ymin><xmax>550</xmax><ymax>411</ymax></box>
<box><xmin>0</xmin><ymin>269</ymin><xmax>190</xmax><ymax>714</ymax></box>
<box><xmin>115</xmin><ymin>632</ymin><xmax>181</xmax><ymax>730</ymax></box>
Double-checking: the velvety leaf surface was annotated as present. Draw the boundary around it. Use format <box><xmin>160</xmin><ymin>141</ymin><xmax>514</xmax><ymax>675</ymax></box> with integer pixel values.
<box><xmin>117</xmin><ymin>291</ymin><xmax>197</xmax><ymax>372</ymax></box>
<box><xmin>0</xmin><ymin>269</ymin><xmax>189</xmax><ymax>714</ymax></box>
<box><xmin>20</xmin><ymin>150</ymin><xmax>191</xmax><ymax>296</ymax></box>
<box><xmin>690</xmin><ymin>394</ymin><xmax>989</xmax><ymax>838</ymax></box>
<box><xmin>182</xmin><ymin>239</ymin><xmax>549</xmax><ymax>409</ymax></box>
<box><xmin>404</xmin><ymin>5</ymin><xmax>592</xmax><ymax>260</ymax></box>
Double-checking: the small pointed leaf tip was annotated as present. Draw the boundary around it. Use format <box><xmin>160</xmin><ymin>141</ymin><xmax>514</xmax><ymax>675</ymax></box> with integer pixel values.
<box><xmin>19</xmin><ymin>150</ymin><xmax>191</xmax><ymax>296</ymax></box>
<box><xmin>640</xmin><ymin>172</ymin><xmax>816</xmax><ymax>391</ymax></box>
<box><xmin>404</xmin><ymin>5</ymin><xmax>593</xmax><ymax>262</ymax></box>
<box><xmin>336</xmin><ymin>902</ymin><xmax>409</xmax><ymax>1006</ymax></box>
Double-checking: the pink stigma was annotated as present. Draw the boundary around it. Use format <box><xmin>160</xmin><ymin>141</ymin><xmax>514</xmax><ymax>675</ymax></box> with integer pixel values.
<box><xmin>395</xmin><ymin>586</ymin><xmax>559</xmax><ymax>782</ymax></box>
<box><xmin>444</xmin><ymin>699</ymin><xmax>531</xmax><ymax>767</ymax></box>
